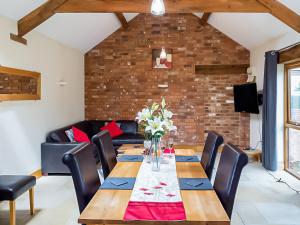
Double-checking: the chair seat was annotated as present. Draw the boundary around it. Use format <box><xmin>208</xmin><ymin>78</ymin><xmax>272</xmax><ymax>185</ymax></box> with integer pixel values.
<box><xmin>0</xmin><ymin>175</ymin><xmax>36</xmax><ymax>201</ymax></box>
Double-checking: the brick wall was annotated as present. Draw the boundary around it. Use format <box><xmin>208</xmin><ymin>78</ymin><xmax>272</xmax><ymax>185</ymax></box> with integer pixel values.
<box><xmin>0</xmin><ymin>73</ymin><xmax>37</xmax><ymax>94</ymax></box>
<box><xmin>85</xmin><ymin>13</ymin><xmax>250</xmax><ymax>146</ymax></box>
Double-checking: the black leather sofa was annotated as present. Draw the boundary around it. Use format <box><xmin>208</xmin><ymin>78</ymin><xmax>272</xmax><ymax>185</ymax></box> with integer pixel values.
<box><xmin>41</xmin><ymin>120</ymin><xmax>144</xmax><ymax>175</ymax></box>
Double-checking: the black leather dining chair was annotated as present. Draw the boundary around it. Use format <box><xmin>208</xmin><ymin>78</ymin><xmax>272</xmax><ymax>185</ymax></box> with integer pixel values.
<box><xmin>213</xmin><ymin>143</ymin><xmax>248</xmax><ymax>218</ymax></box>
<box><xmin>62</xmin><ymin>143</ymin><xmax>101</xmax><ymax>214</ymax></box>
<box><xmin>92</xmin><ymin>130</ymin><xmax>117</xmax><ymax>179</ymax></box>
<box><xmin>201</xmin><ymin>131</ymin><xmax>224</xmax><ymax>180</ymax></box>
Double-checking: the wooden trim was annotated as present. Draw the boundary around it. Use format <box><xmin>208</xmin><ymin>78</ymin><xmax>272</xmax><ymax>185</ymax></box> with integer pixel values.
<box><xmin>0</xmin><ymin>66</ymin><xmax>40</xmax><ymax>78</ymax></box>
<box><xmin>115</xmin><ymin>13</ymin><xmax>128</xmax><ymax>28</ymax></box>
<box><xmin>30</xmin><ymin>169</ymin><xmax>42</xmax><ymax>179</ymax></box>
<box><xmin>195</xmin><ymin>64</ymin><xmax>249</xmax><ymax>75</ymax></box>
<box><xmin>10</xmin><ymin>33</ymin><xmax>27</xmax><ymax>45</ymax></box>
<box><xmin>284</xmin><ymin>62</ymin><xmax>300</xmax><ymax>179</ymax></box>
<box><xmin>0</xmin><ymin>66</ymin><xmax>41</xmax><ymax>102</ymax></box>
<box><xmin>256</xmin><ymin>0</ymin><xmax>300</xmax><ymax>33</ymax></box>
<box><xmin>279</xmin><ymin>44</ymin><xmax>300</xmax><ymax>64</ymax></box>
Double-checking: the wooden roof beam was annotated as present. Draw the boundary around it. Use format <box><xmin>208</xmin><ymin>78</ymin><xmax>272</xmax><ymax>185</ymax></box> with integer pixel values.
<box><xmin>10</xmin><ymin>0</ymin><xmax>69</xmax><ymax>44</ymax></box>
<box><xmin>115</xmin><ymin>13</ymin><xmax>128</xmax><ymax>28</ymax></box>
<box><xmin>256</xmin><ymin>0</ymin><xmax>300</xmax><ymax>33</ymax></box>
<box><xmin>56</xmin><ymin>0</ymin><xmax>269</xmax><ymax>13</ymax></box>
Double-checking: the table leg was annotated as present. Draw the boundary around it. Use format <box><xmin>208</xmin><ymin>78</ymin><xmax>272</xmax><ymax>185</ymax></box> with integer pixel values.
<box><xmin>29</xmin><ymin>188</ymin><xmax>35</xmax><ymax>215</ymax></box>
<box><xmin>9</xmin><ymin>201</ymin><xmax>16</xmax><ymax>225</ymax></box>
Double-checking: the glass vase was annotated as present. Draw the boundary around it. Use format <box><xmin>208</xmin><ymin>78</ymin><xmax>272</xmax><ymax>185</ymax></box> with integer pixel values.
<box><xmin>151</xmin><ymin>137</ymin><xmax>161</xmax><ymax>171</ymax></box>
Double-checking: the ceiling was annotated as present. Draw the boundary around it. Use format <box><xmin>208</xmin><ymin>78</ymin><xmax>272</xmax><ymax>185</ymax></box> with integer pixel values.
<box><xmin>0</xmin><ymin>0</ymin><xmax>299</xmax><ymax>53</ymax></box>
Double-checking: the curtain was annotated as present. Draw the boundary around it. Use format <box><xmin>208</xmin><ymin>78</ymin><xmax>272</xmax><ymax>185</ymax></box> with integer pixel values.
<box><xmin>262</xmin><ymin>51</ymin><xmax>279</xmax><ymax>171</ymax></box>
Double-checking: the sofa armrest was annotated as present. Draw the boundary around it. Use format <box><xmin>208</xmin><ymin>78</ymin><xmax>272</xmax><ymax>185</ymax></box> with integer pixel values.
<box><xmin>41</xmin><ymin>142</ymin><xmax>81</xmax><ymax>175</ymax></box>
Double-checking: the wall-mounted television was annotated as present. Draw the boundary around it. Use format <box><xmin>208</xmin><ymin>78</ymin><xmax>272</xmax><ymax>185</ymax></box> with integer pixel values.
<box><xmin>233</xmin><ymin>83</ymin><xmax>259</xmax><ymax>114</ymax></box>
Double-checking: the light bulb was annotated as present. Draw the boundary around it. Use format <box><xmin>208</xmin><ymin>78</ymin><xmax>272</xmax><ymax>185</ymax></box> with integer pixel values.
<box><xmin>160</xmin><ymin>47</ymin><xmax>167</xmax><ymax>59</ymax></box>
<box><xmin>151</xmin><ymin>0</ymin><xmax>165</xmax><ymax>16</ymax></box>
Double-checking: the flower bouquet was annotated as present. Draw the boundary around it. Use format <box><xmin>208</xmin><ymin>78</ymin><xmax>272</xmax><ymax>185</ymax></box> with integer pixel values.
<box><xmin>136</xmin><ymin>98</ymin><xmax>177</xmax><ymax>171</ymax></box>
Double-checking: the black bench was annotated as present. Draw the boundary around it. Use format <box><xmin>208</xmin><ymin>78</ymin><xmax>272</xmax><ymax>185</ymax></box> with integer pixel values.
<box><xmin>0</xmin><ymin>175</ymin><xmax>36</xmax><ymax>225</ymax></box>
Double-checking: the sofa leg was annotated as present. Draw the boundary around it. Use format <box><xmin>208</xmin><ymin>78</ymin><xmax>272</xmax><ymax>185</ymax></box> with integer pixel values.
<box><xmin>29</xmin><ymin>188</ymin><xmax>35</xmax><ymax>215</ymax></box>
<box><xmin>9</xmin><ymin>201</ymin><xmax>16</xmax><ymax>225</ymax></box>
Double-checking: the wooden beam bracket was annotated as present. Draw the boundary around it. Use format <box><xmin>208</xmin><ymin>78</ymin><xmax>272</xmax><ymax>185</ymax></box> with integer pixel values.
<box><xmin>10</xmin><ymin>33</ymin><xmax>27</xmax><ymax>45</ymax></box>
<box><xmin>199</xmin><ymin>13</ymin><xmax>211</xmax><ymax>25</ymax></box>
<box><xmin>115</xmin><ymin>13</ymin><xmax>128</xmax><ymax>28</ymax></box>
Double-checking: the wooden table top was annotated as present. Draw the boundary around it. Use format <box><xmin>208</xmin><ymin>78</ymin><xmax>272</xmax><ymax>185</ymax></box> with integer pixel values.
<box><xmin>118</xmin><ymin>144</ymin><xmax>202</xmax><ymax>156</ymax></box>
<box><xmin>79</xmin><ymin>145</ymin><xmax>230</xmax><ymax>225</ymax></box>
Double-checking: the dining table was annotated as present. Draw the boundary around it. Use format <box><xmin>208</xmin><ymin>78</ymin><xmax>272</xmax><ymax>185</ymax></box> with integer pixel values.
<box><xmin>78</xmin><ymin>144</ymin><xmax>230</xmax><ymax>225</ymax></box>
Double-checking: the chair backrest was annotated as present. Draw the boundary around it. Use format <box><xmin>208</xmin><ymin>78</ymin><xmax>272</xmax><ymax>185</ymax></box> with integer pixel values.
<box><xmin>62</xmin><ymin>143</ymin><xmax>101</xmax><ymax>213</ymax></box>
<box><xmin>213</xmin><ymin>143</ymin><xmax>248</xmax><ymax>218</ymax></box>
<box><xmin>92</xmin><ymin>130</ymin><xmax>117</xmax><ymax>179</ymax></box>
<box><xmin>201</xmin><ymin>131</ymin><xmax>224</xmax><ymax>180</ymax></box>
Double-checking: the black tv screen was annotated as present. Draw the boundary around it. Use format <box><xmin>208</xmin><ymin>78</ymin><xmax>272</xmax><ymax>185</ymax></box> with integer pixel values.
<box><xmin>233</xmin><ymin>83</ymin><xmax>259</xmax><ymax>114</ymax></box>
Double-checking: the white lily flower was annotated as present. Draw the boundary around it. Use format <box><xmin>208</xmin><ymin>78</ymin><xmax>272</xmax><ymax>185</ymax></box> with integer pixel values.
<box><xmin>145</xmin><ymin>117</ymin><xmax>164</xmax><ymax>135</ymax></box>
<box><xmin>162</xmin><ymin>109</ymin><xmax>173</xmax><ymax>119</ymax></box>
<box><xmin>163</xmin><ymin>119</ymin><xmax>177</xmax><ymax>131</ymax></box>
<box><xmin>136</xmin><ymin>108</ymin><xmax>152</xmax><ymax>122</ymax></box>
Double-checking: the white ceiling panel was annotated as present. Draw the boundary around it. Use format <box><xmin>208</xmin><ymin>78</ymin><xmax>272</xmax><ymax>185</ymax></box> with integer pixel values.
<box><xmin>208</xmin><ymin>13</ymin><xmax>296</xmax><ymax>49</ymax></box>
<box><xmin>35</xmin><ymin>13</ymin><xmax>122</xmax><ymax>52</ymax></box>
<box><xmin>0</xmin><ymin>0</ymin><xmax>46</xmax><ymax>20</ymax></box>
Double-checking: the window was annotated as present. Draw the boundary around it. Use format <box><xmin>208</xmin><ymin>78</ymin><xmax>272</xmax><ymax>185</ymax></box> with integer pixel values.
<box><xmin>285</xmin><ymin>63</ymin><xmax>300</xmax><ymax>178</ymax></box>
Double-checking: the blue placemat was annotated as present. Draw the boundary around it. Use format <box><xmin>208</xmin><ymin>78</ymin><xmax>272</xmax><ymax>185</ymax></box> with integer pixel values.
<box><xmin>118</xmin><ymin>155</ymin><xmax>144</xmax><ymax>162</ymax></box>
<box><xmin>179</xmin><ymin>178</ymin><xmax>213</xmax><ymax>190</ymax></box>
<box><xmin>99</xmin><ymin>177</ymin><xmax>136</xmax><ymax>190</ymax></box>
<box><xmin>175</xmin><ymin>155</ymin><xmax>200</xmax><ymax>162</ymax></box>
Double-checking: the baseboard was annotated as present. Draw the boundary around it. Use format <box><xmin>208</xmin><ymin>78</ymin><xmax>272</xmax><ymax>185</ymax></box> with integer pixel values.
<box><xmin>30</xmin><ymin>169</ymin><xmax>42</xmax><ymax>179</ymax></box>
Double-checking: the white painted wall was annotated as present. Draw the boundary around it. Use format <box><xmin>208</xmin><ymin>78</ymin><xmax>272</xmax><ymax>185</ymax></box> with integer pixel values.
<box><xmin>0</xmin><ymin>16</ymin><xmax>84</xmax><ymax>175</ymax></box>
<box><xmin>250</xmin><ymin>31</ymin><xmax>300</xmax><ymax>166</ymax></box>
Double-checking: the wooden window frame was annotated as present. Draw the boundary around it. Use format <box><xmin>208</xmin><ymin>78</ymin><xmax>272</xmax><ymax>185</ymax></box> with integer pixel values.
<box><xmin>0</xmin><ymin>66</ymin><xmax>41</xmax><ymax>101</ymax></box>
<box><xmin>284</xmin><ymin>61</ymin><xmax>300</xmax><ymax>179</ymax></box>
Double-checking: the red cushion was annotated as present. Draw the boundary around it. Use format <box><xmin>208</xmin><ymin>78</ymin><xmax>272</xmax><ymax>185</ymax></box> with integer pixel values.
<box><xmin>72</xmin><ymin>126</ymin><xmax>90</xmax><ymax>143</ymax></box>
<box><xmin>100</xmin><ymin>121</ymin><xmax>123</xmax><ymax>138</ymax></box>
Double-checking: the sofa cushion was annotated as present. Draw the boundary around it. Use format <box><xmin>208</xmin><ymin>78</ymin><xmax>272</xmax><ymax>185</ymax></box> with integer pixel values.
<box><xmin>73</xmin><ymin>126</ymin><xmax>90</xmax><ymax>143</ymax></box>
<box><xmin>112</xmin><ymin>133</ymin><xmax>144</xmax><ymax>146</ymax></box>
<box><xmin>101</xmin><ymin>121</ymin><xmax>123</xmax><ymax>138</ymax></box>
<box><xmin>46</xmin><ymin>121</ymin><xmax>93</xmax><ymax>143</ymax></box>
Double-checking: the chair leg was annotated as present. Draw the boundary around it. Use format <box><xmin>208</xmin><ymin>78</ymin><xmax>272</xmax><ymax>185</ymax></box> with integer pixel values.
<box><xmin>29</xmin><ymin>188</ymin><xmax>35</xmax><ymax>215</ymax></box>
<box><xmin>9</xmin><ymin>201</ymin><xmax>16</xmax><ymax>225</ymax></box>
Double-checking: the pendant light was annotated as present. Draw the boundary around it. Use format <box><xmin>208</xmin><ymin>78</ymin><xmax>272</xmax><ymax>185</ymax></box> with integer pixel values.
<box><xmin>151</xmin><ymin>0</ymin><xmax>165</xmax><ymax>16</ymax></box>
<box><xmin>160</xmin><ymin>47</ymin><xmax>167</xmax><ymax>59</ymax></box>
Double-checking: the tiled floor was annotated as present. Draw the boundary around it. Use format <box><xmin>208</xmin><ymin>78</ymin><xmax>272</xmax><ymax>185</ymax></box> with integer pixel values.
<box><xmin>1</xmin><ymin>161</ymin><xmax>300</xmax><ymax>225</ymax></box>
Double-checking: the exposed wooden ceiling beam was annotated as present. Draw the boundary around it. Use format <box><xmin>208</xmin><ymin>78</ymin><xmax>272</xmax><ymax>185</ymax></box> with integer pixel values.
<box><xmin>11</xmin><ymin>0</ymin><xmax>300</xmax><ymax>42</ymax></box>
<box><xmin>56</xmin><ymin>0</ymin><xmax>269</xmax><ymax>13</ymax></box>
<box><xmin>256</xmin><ymin>0</ymin><xmax>300</xmax><ymax>33</ymax></box>
<box><xmin>115</xmin><ymin>13</ymin><xmax>128</xmax><ymax>28</ymax></box>
<box><xmin>279</xmin><ymin>43</ymin><xmax>300</xmax><ymax>64</ymax></box>
<box><xmin>10</xmin><ymin>0</ymin><xmax>69</xmax><ymax>43</ymax></box>
<box><xmin>200</xmin><ymin>13</ymin><xmax>212</xmax><ymax>25</ymax></box>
